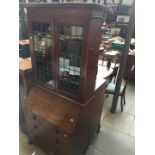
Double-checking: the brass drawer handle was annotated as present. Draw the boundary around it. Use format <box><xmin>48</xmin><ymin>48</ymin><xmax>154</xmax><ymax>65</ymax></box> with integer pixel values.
<box><xmin>64</xmin><ymin>134</ymin><xmax>68</xmax><ymax>138</ymax></box>
<box><xmin>69</xmin><ymin>118</ymin><xmax>74</xmax><ymax>122</ymax></box>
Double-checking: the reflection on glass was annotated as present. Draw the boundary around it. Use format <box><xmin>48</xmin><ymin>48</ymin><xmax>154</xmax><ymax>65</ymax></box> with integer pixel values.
<box><xmin>32</xmin><ymin>22</ymin><xmax>53</xmax><ymax>87</ymax></box>
<box><xmin>59</xmin><ymin>25</ymin><xmax>83</xmax><ymax>40</ymax></box>
<box><xmin>58</xmin><ymin>24</ymin><xmax>83</xmax><ymax>95</ymax></box>
<box><xmin>77</xmin><ymin>26</ymin><xmax>83</xmax><ymax>37</ymax></box>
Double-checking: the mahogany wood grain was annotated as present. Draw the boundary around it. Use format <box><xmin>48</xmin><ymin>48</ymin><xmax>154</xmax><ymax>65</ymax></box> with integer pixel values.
<box><xmin>23</xmin><ymin>3</ymin><xmax>107</xmax><ymax>155</ymax></box>
<box><xmin>25</xmin><ymin>82</ymin><xmax>106</xmax><ymax>155</ymax></box>
<box><xmin>26</xmin><ymin>85</ymin><xmax>81</xmax><ymax>135</ymax></box>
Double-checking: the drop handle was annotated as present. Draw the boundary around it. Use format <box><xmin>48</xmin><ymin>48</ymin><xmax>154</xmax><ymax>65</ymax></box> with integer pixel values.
<box><xmin>64</xmin><ymin>134</ymin><xmax>68</xmax><ymax>138</ymax></box>
<box><xmin>69</xmin><ymin>118</ymin><xmax>74</xmax><ymax>122</ymax></box>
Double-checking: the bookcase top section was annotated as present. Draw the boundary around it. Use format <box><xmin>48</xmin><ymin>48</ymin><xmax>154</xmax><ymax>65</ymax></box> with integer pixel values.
<box><xmin>24</xmin><ymin>3</ymin><xmax>105</xmax><ymax>11</ymax></box>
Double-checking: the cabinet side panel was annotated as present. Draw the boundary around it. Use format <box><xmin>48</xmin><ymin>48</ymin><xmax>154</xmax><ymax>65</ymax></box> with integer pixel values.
<box><xmin>72</xmin><ymin>83</ymin><xmax>106</xmax><ymax>155</ymax></box>
<box><xmin>72</xmin><ymin>111</ymin><xmax>90</xmax><ymax>155</ymax></box>
<box><xmin>82</xmin><ymin>10</ymin><xmax>104</xmax><ymax>103</ymax></box>
<box><xmin>88</xmin><ymin>84</ymin><xmax>106</xmax><ymax>141</ymax></box>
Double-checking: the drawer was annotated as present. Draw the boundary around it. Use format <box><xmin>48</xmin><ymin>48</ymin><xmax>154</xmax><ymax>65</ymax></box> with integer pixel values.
<box><xmin>33</xmin><ymin>126</ymin><xmax>72</xmax><ymax>155</ymax></box>
<box><xmin>25</xmin><ymin>109</ymin><xmax>72</xmax><ymax>155</ymax></box>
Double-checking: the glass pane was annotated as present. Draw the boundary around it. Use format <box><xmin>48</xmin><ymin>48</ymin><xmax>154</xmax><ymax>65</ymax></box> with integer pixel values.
<box><xmin>58</xmin><ymin>24</ymin><xmax>83</xmax><ymax>95</ymax></box>
<box><xmin>32</xmin><ymin>21</ymin><xmax>54</xmax><ymax>87</ymax></box>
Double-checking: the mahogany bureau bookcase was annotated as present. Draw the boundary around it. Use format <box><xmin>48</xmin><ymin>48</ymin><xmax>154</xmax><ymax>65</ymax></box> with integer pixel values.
<box><xmin>24</xmin><ymin>3</ymin><xmax>107</xmax><ymax>155</ymax></box>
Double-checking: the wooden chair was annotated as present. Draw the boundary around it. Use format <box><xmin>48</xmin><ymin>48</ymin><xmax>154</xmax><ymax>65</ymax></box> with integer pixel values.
<box><xmin>105</xmin><ymin>65</ymin><xmax>134</xmax><ymax>111</ymax></box>
<box><xmin>102</xmin><ymin>50</ymin><xmax>120</xmax><ymax>68</ymax></box>
<box><xmin>108</xmin><ymin>65</ymin><xmax>119</xmax><ymax>83</ymax></box>
<box><xmin>102</xmin><ymin>51</ymin><xmax>120</xmax><ymax>83</ymax></box>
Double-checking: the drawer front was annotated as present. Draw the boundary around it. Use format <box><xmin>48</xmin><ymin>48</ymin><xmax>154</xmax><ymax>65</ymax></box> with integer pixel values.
<box><xmin>25</xmin><ymin>109</ymin><xmax>72</xmax><ymax>155</ymax></box>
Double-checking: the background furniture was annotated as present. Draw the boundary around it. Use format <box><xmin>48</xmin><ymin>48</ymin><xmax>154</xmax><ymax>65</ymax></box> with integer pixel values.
<box><xmin>102</xmin><ymin>50</ymin><xmax>120</xmax><ymax>67</ymax></box>
<box><xmin>97</xmin><ymin>62</ymin><xmax>114</xmax><ymax>79</ymax></box>
<box><xmin>124</xmin><ymin>53</ymin><xmax>135</xmax><ymax>81</ymax></box>
<box><xmin>100</xmin><ymin>50</ymin><xmax>120</xmax><ymax>84</ymax></box>
<box><xmin>19</xmin><ymin>39</ymin><xmax>30</xmax><ymax>58</ymax></box>
<box><xmin>19</xmin><ymin>58</ymin><xmax>32</xmax><ymax>133</ymax></box>
<box><xmin>105</xmin><ymin>65</ymin><xmax>134</xmax><ymax>111</ymax></box>
<box><xmin>24</xmin><ymin>3</ymin><xmax>107</xmax><ymax>155</ymax></box>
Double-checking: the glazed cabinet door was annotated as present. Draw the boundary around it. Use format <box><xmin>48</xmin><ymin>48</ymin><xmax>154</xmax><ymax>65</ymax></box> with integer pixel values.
<box><xmin>29</xmin><ymin>19</ymin><xmax>56</xmax><ymax>90</ymax></box>
<box><xmin>55</xmin><ymin>18</ymin><xmax>87</xmax><ymax>101</ymax></box>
